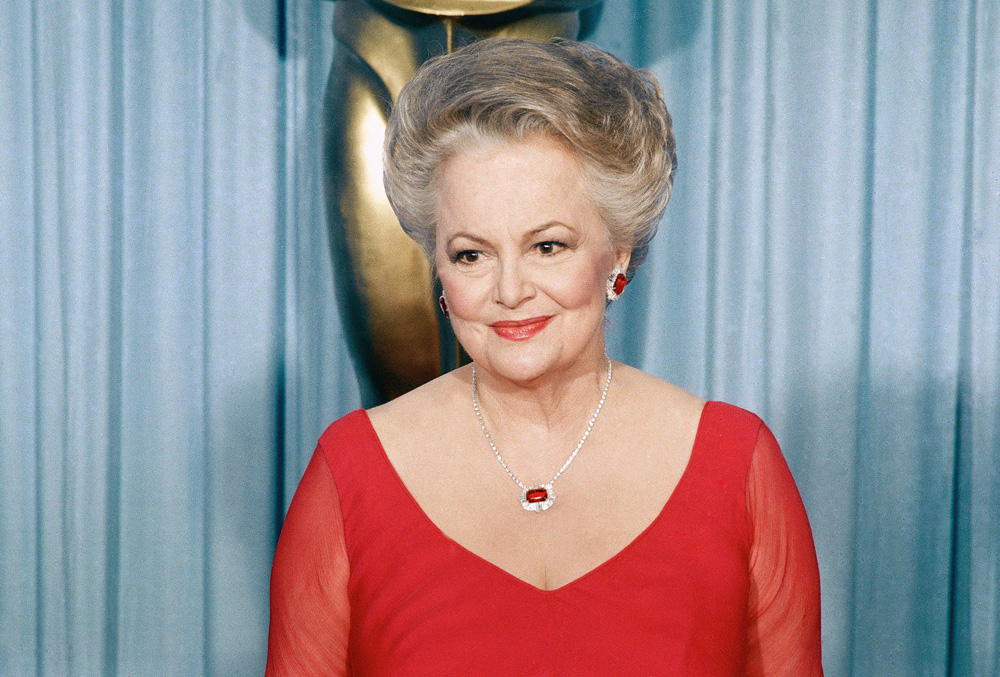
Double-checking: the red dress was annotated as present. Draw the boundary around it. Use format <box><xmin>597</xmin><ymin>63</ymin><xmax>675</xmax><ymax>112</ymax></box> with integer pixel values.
<box><xmin>267</xmin><ymin>401</ymin><xmax>823</xmax><ymax>675</ymax></box>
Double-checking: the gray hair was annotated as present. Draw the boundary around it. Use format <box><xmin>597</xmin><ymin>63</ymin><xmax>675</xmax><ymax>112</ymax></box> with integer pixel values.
<box><xmin>382</xmin><ymin>37</ymin><xmax>677</xmax><ymax>279</ymax></box>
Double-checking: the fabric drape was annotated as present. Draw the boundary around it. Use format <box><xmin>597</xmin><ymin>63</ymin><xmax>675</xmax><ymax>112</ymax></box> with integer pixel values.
<box><xmin>1</xmin><ymin>1</ymin><xmax>997</xmax><ymax>674</ymax></box>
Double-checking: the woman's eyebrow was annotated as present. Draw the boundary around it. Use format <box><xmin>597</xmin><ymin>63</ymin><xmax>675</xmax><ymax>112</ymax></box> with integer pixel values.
<box><xmin>524</xmin><ymin>221</ymin><xmax>570</xmax><ymax>239</ymax></box>
<box><xmin>445</xmin><ymin>232</ymin><xmax>490</xmax><ymax>248</ymax></box>
<box><xmin>445</xmin><ymin>222</ymin><xmax>570</xmax><ymax>249</ymax></box>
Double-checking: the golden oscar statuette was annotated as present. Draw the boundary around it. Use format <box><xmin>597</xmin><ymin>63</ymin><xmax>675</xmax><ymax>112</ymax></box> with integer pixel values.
<box><xmin>323</xmin><ymin>0</ymin><xmax>602</xmax><ymax>405</ymax></box>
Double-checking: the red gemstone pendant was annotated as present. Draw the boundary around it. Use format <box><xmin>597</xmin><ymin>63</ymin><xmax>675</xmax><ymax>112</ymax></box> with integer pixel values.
<box><xmin>520</xmin><ymin>484</ymin><xmax>555</xmax><ymax>512</ymax></box>
<box><xmin>525</xmin><ymin>488</ymin><xmax>548</xmax><ymax>503</ymax></box>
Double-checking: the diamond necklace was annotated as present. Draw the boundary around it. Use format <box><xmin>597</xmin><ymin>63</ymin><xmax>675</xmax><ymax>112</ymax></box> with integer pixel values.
<box><xmin>471</xmin><ymin>356</ymin><xmax>613</xmax><ymax>512</ymax></box>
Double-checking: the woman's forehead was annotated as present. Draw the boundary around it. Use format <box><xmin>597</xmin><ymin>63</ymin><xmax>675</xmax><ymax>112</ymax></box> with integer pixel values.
<box><xmin>434</xmin><ymin>143</ymin><xmax>606</xmax><ymax>248</ymax></box>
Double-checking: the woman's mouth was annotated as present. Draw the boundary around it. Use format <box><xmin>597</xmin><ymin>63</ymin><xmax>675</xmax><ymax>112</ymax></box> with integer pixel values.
<box><xmin>489</xmin><ymin>316</ymin><xmax>554</xmax><ymax>341</ymax></box>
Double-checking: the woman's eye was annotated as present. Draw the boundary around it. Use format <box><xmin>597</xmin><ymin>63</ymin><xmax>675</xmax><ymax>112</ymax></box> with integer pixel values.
<box><xmin>536</xmin><ymin>241</ymin><xmax>566</xmax><ymax>255</ymax></box>
<box><xmin>454</xmin><ymin>250</ymin><xmax>480</xmax><ymax>264</ymax></box>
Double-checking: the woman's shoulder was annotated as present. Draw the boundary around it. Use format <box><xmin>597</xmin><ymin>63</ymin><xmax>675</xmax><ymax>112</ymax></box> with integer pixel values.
<box><xmin>319</xmin><ymin>407</ymin><xmax>372</xmax><ymax>443</ymax></box>
<box><xmin>364</xmin><ymin>366</ymin><xmax>472</xmax><ymax>451</ymax></box>
<box><xmin>610</xmin><ymin>363</ymin><xmax>768</xmax><ymax>449</ymax></box>
<box><xmin>611</xmin><ymin>362</ymin><xmax>706</xmax><ymax>429</ymax></box>
<box><xmin>315</xmin><ymin>370</ymin><xmax>472</xmax><ymax>481</ymax></box>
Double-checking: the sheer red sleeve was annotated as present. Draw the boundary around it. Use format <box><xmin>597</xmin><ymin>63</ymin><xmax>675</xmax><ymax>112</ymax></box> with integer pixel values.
<box><xmin>266</xmin><ymin>444</ymin><xmax>350</xmax><ymax>676</ymax></box>
<box><xmin>744</xmin><ymin>422</ymin><xmax>824</xmax><ymax>675</ymax></box>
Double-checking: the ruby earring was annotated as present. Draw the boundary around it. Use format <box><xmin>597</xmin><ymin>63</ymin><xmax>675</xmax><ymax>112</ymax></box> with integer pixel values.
<box><xmin>438</xmin><ymin>295</ymin><xmax>450</xmax><ymax>318</ymax></box>
<box><xmin>606</xmin><ymin>267</ymin><xmax>628</xmax><ymax>301</ymax></box>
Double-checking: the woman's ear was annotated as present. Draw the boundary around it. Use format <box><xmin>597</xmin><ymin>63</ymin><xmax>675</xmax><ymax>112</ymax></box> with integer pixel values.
<box><xmin>615</xmin><ymin>248</ymin><xmax>632</xmax><ymax>274</ymax></box>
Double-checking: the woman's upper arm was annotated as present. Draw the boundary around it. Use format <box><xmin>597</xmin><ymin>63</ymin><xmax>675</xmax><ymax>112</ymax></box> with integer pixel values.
<box><xmin>745</xmin><ymin>422</ymin><xmax>824</xmax><ymax>676</ymax></box>
<box><xmin>266</xmin><ymin>443</ymin><xmax>350</xmax><ymax>677</ymax></box>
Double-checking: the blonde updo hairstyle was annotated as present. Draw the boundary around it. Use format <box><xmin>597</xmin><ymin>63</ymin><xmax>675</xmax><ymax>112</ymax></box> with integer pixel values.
<box><xmin>382</xmin><ymin>38</ymin><xmax>677</xmax><ymax>280</ymax></box>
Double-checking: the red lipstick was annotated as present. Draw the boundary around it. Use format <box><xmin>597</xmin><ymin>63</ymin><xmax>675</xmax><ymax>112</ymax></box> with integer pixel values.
<box><xmin>489</xmin><ymin>316</ymin><xmax>553</xmax><ymax>341</ymax></box>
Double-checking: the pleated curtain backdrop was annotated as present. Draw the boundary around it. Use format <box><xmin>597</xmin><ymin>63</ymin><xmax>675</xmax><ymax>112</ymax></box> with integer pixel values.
<box><xmin>1</xmin><ymin>1</ymin><xmax>997</xmax><ymax>675</ymax></box>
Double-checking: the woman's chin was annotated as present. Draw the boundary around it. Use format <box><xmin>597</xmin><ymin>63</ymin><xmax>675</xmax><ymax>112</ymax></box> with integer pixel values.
<box><xmin>459</xmin><ymin>320</ymin><xmax>605</xmax><ymax>385</ymax></box>
<box><xmin>474</xmin><ymin>345</ymin><xmax>576</xmax><ymax>386</ymax></box>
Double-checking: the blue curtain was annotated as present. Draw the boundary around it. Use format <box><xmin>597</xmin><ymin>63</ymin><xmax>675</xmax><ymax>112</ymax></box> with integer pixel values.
<box><xmin>1</xmin><ymin>1</ymin><xmax>996</xmax><ymax>674</ymax></box>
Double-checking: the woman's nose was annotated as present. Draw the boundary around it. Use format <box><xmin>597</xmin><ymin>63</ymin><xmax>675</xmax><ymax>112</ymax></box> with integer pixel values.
<box><xmin>494</xmin><ymin>259</ymin><xmax>534</xmax><ymax>309</ymax></box>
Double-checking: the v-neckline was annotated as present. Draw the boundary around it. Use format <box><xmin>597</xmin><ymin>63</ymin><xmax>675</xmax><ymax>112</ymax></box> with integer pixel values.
<box><xmin>357</xmin><ymin>401</ymin><xmax>713</xmax><ymax>594</ymax></box>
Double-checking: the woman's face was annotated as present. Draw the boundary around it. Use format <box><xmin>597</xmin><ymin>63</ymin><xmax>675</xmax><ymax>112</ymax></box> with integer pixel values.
<box><xmin>434</xmin><ymin>135</ymin><xmax>629</xmax><ymax>384</ymax></box>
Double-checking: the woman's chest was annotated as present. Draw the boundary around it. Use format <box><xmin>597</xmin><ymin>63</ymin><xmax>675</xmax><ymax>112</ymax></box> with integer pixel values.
<box><xmin>332</xmin><ymin>404</ymin><xmax>757</xmax><ymax>675</ymax></box>
<box><xmin>382</xmin><ymin>415</ymin><xmax>701</xmax><ymax>590</ymax></box>
<box><xmin>341</xmin><ymin>474</ymin><xmax>751</xmax><ymax>676</ymax></box>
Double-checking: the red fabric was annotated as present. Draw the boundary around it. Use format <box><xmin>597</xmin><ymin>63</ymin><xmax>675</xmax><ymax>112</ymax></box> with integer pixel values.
<box><xmin>267</xmin><ymin>401</ymin><xmax>823</xmax><ymax>676</ymax></box>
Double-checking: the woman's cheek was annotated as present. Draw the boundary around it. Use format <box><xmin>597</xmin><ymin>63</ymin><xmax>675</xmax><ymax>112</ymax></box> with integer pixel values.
<box><xmin>542</xmin><ymin>265</ymin><xmax>604</xmax><ymax>310</ymax></box>
<box><xmin>440</xmin><ymin>274</ymin><xmax>489</xmax><ymax>322</ymax></box>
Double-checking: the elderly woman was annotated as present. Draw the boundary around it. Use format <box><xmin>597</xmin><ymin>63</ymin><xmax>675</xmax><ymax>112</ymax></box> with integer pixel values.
<box><xmin>267</xmin><ymin>38</ymin><xmax>823</xmax><ymax>675</ymax></box>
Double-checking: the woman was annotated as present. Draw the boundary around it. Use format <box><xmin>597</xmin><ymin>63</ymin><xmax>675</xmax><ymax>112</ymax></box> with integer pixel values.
<box><xmin>267</xmin><ymin>38</ymin><xmax>823</xmax><ymax>675</ymax></box>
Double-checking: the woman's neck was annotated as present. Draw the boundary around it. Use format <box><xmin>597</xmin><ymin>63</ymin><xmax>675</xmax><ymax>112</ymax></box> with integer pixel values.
<box><xmin>471</xmin><ymin>351</ymin><xmax>611</xmax><ymax>442</ymax></box>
